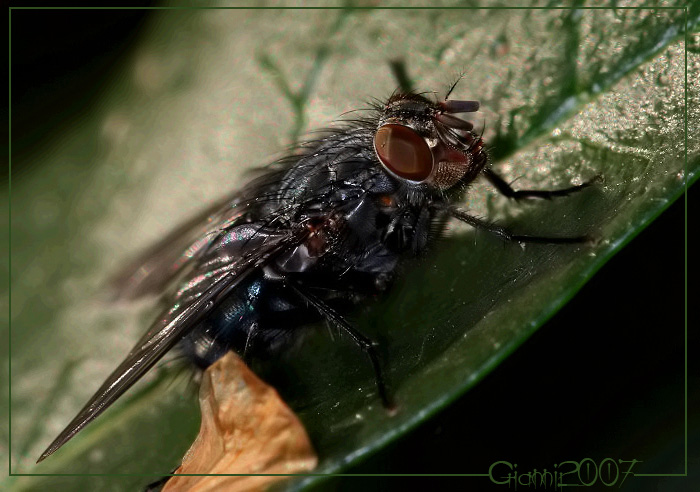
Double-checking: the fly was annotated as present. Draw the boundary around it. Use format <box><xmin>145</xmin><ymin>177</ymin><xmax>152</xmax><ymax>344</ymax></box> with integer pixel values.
<box><xmin>38</xmin><ymin>86</ymin><xmax>597</xmax><ymax>463</ymax></box>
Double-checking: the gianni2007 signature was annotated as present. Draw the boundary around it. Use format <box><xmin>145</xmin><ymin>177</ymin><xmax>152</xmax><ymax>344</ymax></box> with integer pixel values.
<box><xmin>489</xmin><ymin>458</ymin><xmax>641</xmax><ymax>489</ymax></box>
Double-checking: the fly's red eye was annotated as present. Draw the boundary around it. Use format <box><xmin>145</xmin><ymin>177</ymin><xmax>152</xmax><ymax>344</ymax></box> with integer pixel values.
<box><xmin>374</xmin><ymin>124</ymin><xmax>433</xmax><ymax>181</ymax></box>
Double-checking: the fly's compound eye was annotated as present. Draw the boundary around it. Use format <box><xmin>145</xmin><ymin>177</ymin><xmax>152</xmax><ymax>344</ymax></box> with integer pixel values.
<box><xmin>374</xmin><ymin>124</ymin><xmax>434</xmax><ymax>182</ymax></box>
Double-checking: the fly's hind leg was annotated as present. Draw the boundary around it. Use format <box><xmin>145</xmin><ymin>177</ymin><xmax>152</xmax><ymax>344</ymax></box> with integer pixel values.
<box><xmin>287</xmin><ymin>281</ymin><xmax>395</xmax><ymax>410</ymax></box>
<box><xmin>143</xmin><ymin>467</ymin><xmax>178</xmax><ymax>491</ymax></box>
<box><xmin>483</xmin><ymin>168</ymin><xmax>601</xmax><ymax>200</ymax></box>
<box><xmin>242</xmin><ymin>322</ymin><xmax>259</xmax><ymax>364</ymax></box>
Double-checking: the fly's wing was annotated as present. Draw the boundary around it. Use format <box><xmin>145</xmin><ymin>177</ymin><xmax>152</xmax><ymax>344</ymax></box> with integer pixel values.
<box><xmin>107</xmin><ymin>167</ymin><xmax>289</xmax><ymax>301</ymax></box>
<box><xmin>107</xmin><ymin>194</ymin><xmax>247</xmax><ymax>301</ymax></box>
<box><xmin>37</xmin><ymin>229</ymin><xmax>303</xmax><ymax>463</ymax></box>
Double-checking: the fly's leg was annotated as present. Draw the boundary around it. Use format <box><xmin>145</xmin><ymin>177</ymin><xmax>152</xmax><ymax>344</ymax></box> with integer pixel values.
<box><xmin>483</xmin><ymin>168</ymin><xmax>601</xmax><ymax>200</ymax></box>
<box><xmin>143</xmin><ymin>467</ymin><xmax>178</xmax><ymax>491</ymax></box>
<box><xmin>242</xmin><ymin>322</ymin><xmax>259</xmax><ymax>364</ymax></box>
<box><xmin>389</xmin><ymin>59</ymin><xmax>414</xmax><ymax>94</ymax></box>
<box><xmin>449</xmin><ymin>208</ymin><xmax>590</xmax><ymax>244</ymax></box>
<box><xmin>287</xmin><ymin>281</ymin><xmax>395</xmax><ymax>410</ymax></box>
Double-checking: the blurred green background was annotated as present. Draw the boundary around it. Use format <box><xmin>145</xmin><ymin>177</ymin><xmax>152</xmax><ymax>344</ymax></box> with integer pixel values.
<box><xmin>6</xmin><ymin>2</ymin><xmax>699</xmax><ymax>491</ymax></box>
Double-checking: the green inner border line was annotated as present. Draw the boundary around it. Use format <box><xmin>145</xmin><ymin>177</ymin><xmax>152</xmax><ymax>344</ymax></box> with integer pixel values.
<box><xmin>6</xmin><ymin>3</ymin><xmax>692</xmax><ymax>486</ymax></box>
<box><xmin>633</xmin><ymin>2</ymin><xmax>692</xmax><ymax>480</ymax></box>
<box><xmin>6</xmin><ymin>5</ymin><xmax>695</xmax><ymax>10</ymax></box>
<box><xmin>7</xmin><ymin>2</ymin><xmax>11</xmax><ymax>483</ymax></box>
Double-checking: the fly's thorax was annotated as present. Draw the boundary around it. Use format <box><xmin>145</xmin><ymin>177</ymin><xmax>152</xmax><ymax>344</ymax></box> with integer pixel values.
<box><xmin>272</xmin><ymin>211</ymin><xmax>348</xmax><ymax>274</ymax></box>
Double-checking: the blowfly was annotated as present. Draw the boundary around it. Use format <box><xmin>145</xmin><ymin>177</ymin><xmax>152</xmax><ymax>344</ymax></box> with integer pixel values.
<box><xmin>38</xmin><ymin>88</ymin><xmax>596</xmax><ymax>463</ymax></box>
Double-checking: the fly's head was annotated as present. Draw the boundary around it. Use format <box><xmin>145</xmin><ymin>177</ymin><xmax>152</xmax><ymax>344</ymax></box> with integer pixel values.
<box><xmin>373</xmin><ymin>93</ymin><xmax>487</xmax><ymax>193</ymax></box>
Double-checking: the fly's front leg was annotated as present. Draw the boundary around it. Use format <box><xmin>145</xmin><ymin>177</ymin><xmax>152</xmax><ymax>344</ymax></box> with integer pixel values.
<box><xmin>483</xmin><ymin>168</ymin><xmax>601</xmax><ymax>200</ymax></box>
<box><xmin>287</xmin><ymin>281</ymin><xmax>395</xmax><ymax>410</ymax></box>
<box><xmin>449</xmin><ymin>207</ymin><xmax>590</xmax><ymax>244</ymax></box>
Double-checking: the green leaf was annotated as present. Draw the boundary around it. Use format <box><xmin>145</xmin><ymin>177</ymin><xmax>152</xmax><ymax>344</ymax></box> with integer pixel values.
<box><xmin>7</xmin><ymin>4</ymin><xmax>698</xmax><ymax>491</ymax></box>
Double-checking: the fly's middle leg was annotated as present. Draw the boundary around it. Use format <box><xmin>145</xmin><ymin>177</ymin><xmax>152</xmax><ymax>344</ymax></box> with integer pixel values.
<box><xmin>287</xmin><ymin>281</ymin><xmax>395</xmax><ymax>410</ymax></box>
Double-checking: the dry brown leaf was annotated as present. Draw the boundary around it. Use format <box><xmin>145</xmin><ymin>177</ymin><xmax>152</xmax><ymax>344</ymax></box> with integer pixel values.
<box><xmin>163</xmin><ymin>352</ymin><xmax>317</xmax><ymax>492</ymax></box>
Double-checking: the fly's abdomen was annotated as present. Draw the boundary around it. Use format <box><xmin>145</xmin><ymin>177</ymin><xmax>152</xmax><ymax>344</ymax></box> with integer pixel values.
<box><xmin>179</xmin><ymin>276</ymin><xmax>264</xmax><ymax>368</ymax></box>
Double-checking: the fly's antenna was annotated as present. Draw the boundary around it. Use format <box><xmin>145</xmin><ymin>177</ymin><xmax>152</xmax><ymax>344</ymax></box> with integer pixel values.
<box><xmin>445</xmin><ymin>72</ymin><xmax>467</xmax><ymax>101</ymax></box>
<box><xmin>440</xmin><ymin>99</ymin><xmax>480</xmax><ymax>114</ymax></box>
